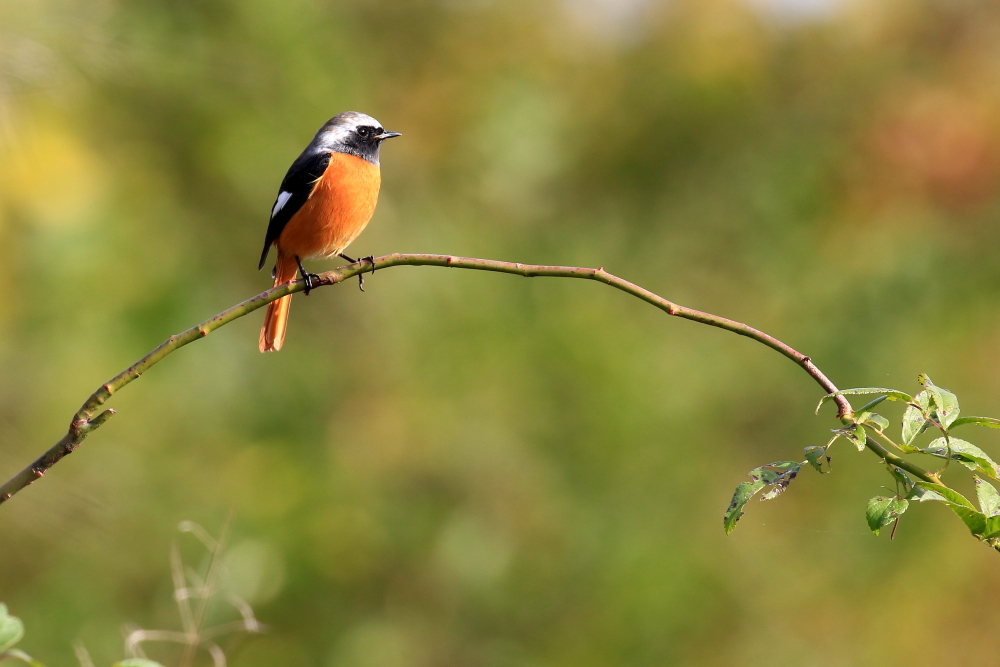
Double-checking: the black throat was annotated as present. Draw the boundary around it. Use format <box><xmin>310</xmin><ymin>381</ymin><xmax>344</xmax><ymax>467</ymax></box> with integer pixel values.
<box><xmin>334</xmin><ymin>136</ymin><xmax>382</xmax><ymax>166</ymax></box>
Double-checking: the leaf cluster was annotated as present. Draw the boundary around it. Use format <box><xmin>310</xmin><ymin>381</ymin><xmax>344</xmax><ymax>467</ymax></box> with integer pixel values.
<box><xmin>0</xmin><ymin>522</ymin><xmax>262</xmax><ymax>667</ymax></box>
<box><xmin>725</xmin><ymin>375</ymin><xmax>1000</xmax><ymax>552</ymax></box>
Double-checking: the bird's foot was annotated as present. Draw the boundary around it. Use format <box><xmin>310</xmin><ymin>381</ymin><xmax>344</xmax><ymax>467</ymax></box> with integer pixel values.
<box><xmin>295</xmin><ymin>256</ymin><xmax>320</xmax><ymax>296</ymax></box>
<box><xmin>359</xmin><ymin>255</ymin><xmax>377</xmax><ymax>292</ymax></box>
<box><xmin>338</xmin><ymin>253</ymin><xmax>372</xmax><ymax>292</ymax></box>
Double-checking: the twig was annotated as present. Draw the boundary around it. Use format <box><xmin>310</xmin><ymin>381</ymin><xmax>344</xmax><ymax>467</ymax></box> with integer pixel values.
<box><xmin>73</xmin><ymin>641</ymin><xmax>95</xmax><ymax>667</ymax></box>
<box><xmin>864</xmin><ymin>436</ymin><xmax>938</xmax><ymax>484</ymax></box>
<box><xmin>179</xmin><ymin>518</ymin><xmax>229</xmax><ymax>667</ymax></box>
<box><xmin>125</xmin><ymin>520</ymin><xmax>259</xmax><ymax>665</ymax></box>
<box><xmin>0</xmin><ymin>252</ymin><xmax>924</xmax><ymax>506</ymax></box>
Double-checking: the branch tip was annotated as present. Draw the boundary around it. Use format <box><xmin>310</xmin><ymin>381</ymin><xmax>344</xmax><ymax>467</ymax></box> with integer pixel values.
<box><xmin>90</xmin><ymin>409</ymin><xmax>116</xmax><ymax>427</ymax></box>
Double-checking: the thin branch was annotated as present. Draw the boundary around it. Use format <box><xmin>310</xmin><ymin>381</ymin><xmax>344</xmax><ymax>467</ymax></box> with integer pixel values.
<box><xmin>180</xmin><ymin>518</ymin><xmax>229</xmax><ymax>667</ymax></box>
<box><xmin>170</xmin><ymin>542</ymin><xmax>195</xmax><ymax>635</ymax></box>
<box><xmin>124</xmin><ymin>628</ymin><xmax>190</xmax><ymax>654</ymax></box>
<box><xmin>864</xmin><ymin>437</ymin><xmax>938</xmax><ymax>484</ymax></box>
<box><xmin>73</xmin><ymin>641</ymin><xmax>95</xmax><ymax>667</ymax></box>
<box><xmin>0</xmin><ymin>252</ymin><xmax>926</xmax><ymax>506</ymax></box>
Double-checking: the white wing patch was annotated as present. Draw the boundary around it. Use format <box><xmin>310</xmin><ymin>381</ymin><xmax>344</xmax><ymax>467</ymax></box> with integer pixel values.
<box><xmin>271</xmin><ymin>191</ymin><xmax>293</xmax><ymax>219</ymax></box>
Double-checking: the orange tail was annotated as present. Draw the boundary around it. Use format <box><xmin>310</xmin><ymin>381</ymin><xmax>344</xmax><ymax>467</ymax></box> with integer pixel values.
<box><xmin>259</xmin><ymin>251</ymin><xmax>299</xmax><ymax>352</ymax></box>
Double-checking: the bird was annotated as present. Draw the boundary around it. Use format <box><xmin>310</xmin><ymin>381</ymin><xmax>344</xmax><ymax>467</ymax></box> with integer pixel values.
<box><xmin>257</xmin><ymin>111</ymin><xmax>400</xmax><ymax>352</ymax></box>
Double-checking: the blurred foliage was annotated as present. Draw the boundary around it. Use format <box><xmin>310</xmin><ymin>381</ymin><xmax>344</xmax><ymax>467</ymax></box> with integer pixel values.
<box><xmin>3</xmin><ymin>0</ymin><xmax>1000</xmax><ymax>665</ymax></box>
<box><xmin>1</xmin><ymin>523</ymin><xmax>261</xmax><ymax>667</ymax></box>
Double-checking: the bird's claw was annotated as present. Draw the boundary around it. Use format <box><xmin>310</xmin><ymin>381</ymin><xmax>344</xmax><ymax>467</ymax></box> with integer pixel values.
<box><xmin>294</xmin><ymin>256</ymin><xmax>320</xmax><ymax>296</ymax></box>
<box><xmin>358</xmin><ymin>255</ymin><xmax>376</xmax><ymax>292</ymax></box>
<box><xmin>339</xmin><ymin>253</ymin><xmax>375</xmax><ymax>292</ymax></box>
<box><xmin>303</xmin><ymin>272</ymin><xmax>321</xmax><ymax>295</ymax></box>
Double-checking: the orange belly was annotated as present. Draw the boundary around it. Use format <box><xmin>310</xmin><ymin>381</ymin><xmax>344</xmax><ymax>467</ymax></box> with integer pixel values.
<box><xmin>276</xmin><ymin>152</ymin><xmax>382</xmax><ymax>260</ymax></box>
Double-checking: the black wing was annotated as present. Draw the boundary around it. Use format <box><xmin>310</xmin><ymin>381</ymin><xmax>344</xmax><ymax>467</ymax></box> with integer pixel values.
<box><xmin>258</xmin><ymin>150</ymin><xmax>332</xmax><ymax>270</ymax></box>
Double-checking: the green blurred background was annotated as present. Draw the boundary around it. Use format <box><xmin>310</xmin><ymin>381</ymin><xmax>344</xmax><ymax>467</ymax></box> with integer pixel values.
<box><xmin>3</xmin><ymin>0</ymin><xmax>1000</xmax><ymax>664</ymax></box>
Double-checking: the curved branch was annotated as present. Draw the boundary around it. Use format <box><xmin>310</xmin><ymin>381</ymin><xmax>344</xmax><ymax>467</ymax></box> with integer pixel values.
<box><xmin>0</xmin><ymin>252</ymin><xmax>905</xmax><ymax>506</ymax></box>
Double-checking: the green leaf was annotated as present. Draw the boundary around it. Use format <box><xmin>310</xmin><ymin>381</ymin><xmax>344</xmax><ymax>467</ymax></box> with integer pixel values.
<box><xmin>921</xmin><ymin>437</ymin><xmax>1000</xmax><ymax>479</ymax></box>
<box><xmin>982</xmin><ymin>515</ymin><xmax>1000</xmax><ymax>540</ymax></box>
<box><xmin>901</xmin><ymin>391</ymin><xmax>930</xmax><ymax>446</ymax></box>
<box><xmin>887</xmin><ymin>466</ymin><xmax>913</xmax><ymax>492</ymax></box>
<box><xmin>724</xmin><ymin>462</ymin><xmax>802</xmax><ymax>534</ymax></box>
<box><xmin>761</xmin><ymin>467</ymin><xmax>802</xmax><ymax>500</ymax></box>
<box><xmin>913</xmin><ymin>481</ymin><xmax>976</xmax><ymax>508</ymax></box>
<box><xmin>854</xmin><ymin>396</ymin><xmax>890</xmax><ymax>431</ymax></box>
<box><xmin>913</xmin><ymin>482</ymin><xmax>987</xmax><ymax>536</ymax></box>
<box><xmin>866</xmin><ymin>496</ymin><xmax>908</xmax><ymax>535</ymax></box>
<box><xmin>954</xmin><ymin>508</ymin><xmax>987</xmax><ymax>536</ymax></box>
<box><xmin>975</xmin><ymin>477</ymin><xmax>1000</xmax><ymax>517</ymax></box>
<box><xmin>918</xmin><ymin>374</ymin><xmax>960</xmax><ymax>429</ymax></box>
<box><xmin>866</xmin><ymin>496</ymin><xmax>892</xmax><ymax>533</ymax></box>
<box><xmin>907</xmin><ymin>484</ymin><xmax>940</xmax><ymax>502</ymax></box>
<box><xmin>0</xmin><ymin>605</ymin><xmax>24</xmax><ymax>653</ymax></box>
<box><xmin>856</xmin><ymin>395</ymin><xmax>889</xmax><ymax>413</ymax></box>
<box><xmin>724</xmin><ymin>482</ymin><xmax>760</xmax><ymax>535</ymax></box>
<box><xmin>838</xmin><ymin>424</ymin><xmax>866</xmax><ymax>452</ymax></box>
<box><xmin>907</xmin><ymin>480</ymin><xmax>1000</xmax><ymax>543</ymax></box>
<box><xmin>860</xmin><ymin>412</ymin><xmax>889</xmax><ymax>431</ymax></box>
<box><xmin>113</xmin><ymin>660</ymin><xmax>167</xmax><ymax>667</ymax></box>
<box><xmin>900</xmin><ymin>406</ymin><xmax>926</xmax><ymax>446</ymax></box>
<box><xmin>816</xmin><ymin>388</ymin><xmax>912</xmax><ymax>415</ymax></box>
<box><xmin>756</xmin><ymin>462</ymin><xmax>802</xmax><ymax>501</ymax></box>
<box><xmin>950</xmin><ymin>416</ymin><xmax>1000</xmax><ymax>430</ymax></box>
<box><xmin>804</xmin><ymin>446</ymin><xmax>830</xmax><ymax>473</ymax></box>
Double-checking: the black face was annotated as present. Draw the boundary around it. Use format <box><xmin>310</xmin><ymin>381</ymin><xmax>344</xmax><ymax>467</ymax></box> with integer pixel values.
<box><xmin>315</xmin><ymin>116</ymin><xmax>400</xmax><ymax>166</ymax></box>
<box><xmin>338</xmin><ymin>124</ymin><xmax>400</xmax><ymax>165</ymax></box>
<box><xmin>354</xmin><ymin>125</ymin><xmax>382</xmax><ymax>143</ymax></box>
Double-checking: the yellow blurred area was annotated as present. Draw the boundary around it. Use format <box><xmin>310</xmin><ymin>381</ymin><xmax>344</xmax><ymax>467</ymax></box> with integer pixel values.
<box><xmin>2</xmin><ymin>0</ymin><xmax>1000</xmax><ymax>665</ymax></box>
<box><xmin>0</xmin><ymin>114</ymin><xmax>106</xmax><ymax>230</ymax></box>
<box><xmin>671</xmin><ymin>0</ymin><xmax>769</xmax><ymax>84</ymax></box>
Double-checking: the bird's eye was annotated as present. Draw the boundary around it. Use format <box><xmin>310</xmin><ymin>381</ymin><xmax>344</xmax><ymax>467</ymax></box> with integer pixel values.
<box><xmin>357</xmin><ymin>127</ymin><xmax>370</xmax><ymax>138</ymax></box>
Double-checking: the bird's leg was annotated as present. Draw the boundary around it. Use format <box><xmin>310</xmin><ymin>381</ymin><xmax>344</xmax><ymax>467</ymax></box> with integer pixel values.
<box><xmin>338</xmin><ymin>253</ymin><xmax>367</xmax><ymax>292</ymax></box>
<box><xmin>295</xmin><ymin>256</ymin><xmax>319</xmax><ymax>296</ymax></box>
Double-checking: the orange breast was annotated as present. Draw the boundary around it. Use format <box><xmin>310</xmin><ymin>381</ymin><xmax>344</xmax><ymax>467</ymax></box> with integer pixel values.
<box><xmin>276</xmin><ymin>152</ymin><xmax>382</xmax><ymax>260</ymax></box>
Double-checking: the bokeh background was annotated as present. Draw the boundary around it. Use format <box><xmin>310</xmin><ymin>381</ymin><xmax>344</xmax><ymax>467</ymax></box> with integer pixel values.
<box><xmin>3</xmin><ymin>0</ymin><xmax>1000</xmax><ymax>664</ymax></box>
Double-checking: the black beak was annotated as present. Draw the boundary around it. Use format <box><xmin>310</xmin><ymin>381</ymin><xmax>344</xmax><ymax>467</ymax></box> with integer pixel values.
<box><xmin>376</xmin><ymin>131</ymin><xmax>402</xmax><ymax>141</ymax></box>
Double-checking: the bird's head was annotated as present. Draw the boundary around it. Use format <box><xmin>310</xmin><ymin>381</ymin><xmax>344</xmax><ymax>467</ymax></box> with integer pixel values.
<box><xmin>315</xmin><ymin>111</ymin><xmax>401</xmax><ymax>165</ymax></box>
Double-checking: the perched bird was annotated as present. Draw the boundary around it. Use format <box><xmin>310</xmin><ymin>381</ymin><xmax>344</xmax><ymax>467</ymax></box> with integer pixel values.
<box><xmin>258</xmin><ymin>111</ymin><xmax>400</xmax><ymax>352</ymax></box>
